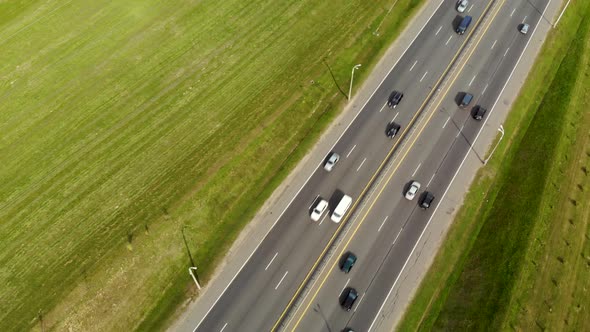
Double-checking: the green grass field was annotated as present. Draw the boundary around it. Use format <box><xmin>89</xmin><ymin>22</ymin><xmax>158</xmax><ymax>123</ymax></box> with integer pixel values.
<box><xmin>0</xmin><ymin>0</ymin><xmax>424</xmax><ymax>330</ymax></box>
<box><xmin>397</xmin><ymin>0</ymin><xmax>590</xmax><ymax>330</ymax></box>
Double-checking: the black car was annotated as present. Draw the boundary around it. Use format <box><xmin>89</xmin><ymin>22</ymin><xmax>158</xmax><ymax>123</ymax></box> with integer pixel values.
<box><xmin>472</xmin><ymin>105</ymin><xmax>487</xmax><ymax>121</ymax></box>
<box><xmin>341</xmin><ymin>252</ymin><xmax>357</xmax><ymax>273</ymax></box>
<box><xmin>420</xmin><ymin>191</ymin><xmax>435</xmax><ymax>209</ymax></box>
<box><xmin>340</xmin><ymin>288</ymin><xmax>358</xmax><ymax>311</ymax></box>
<box><xmin>386</xmin><ymin>122</ymin><xmax>401</xmax><ymax>138</ymax></box>
<box><xmin>388</xmin><ymin>91</ymin><xmax>404</xmax><ymax>108</ymax></box>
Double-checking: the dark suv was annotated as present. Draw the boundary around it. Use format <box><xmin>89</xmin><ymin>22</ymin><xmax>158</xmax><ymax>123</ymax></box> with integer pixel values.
<box><xmin>341</xmin><ymin>252</ymin><xmax>357</xmax><ymax>273</ymax></box>
<box><xmin>386</xmin><ymin>122</ymin><xmax>401</xmax><ymax>138</ymax></box>
<box><xmin>420</xmin><ymin>192</ymin><xmax>435</xmax><ymax>209</ymax></box>
<box><xmin>340</xmin><ymin>288</ymin><xmax>358</xmax><ymax>311</ymax></box>
<box><xmin>472</xmin><ymin>105</ymin><xmax>487</xmax><ymax>121</ymax></box>
<box><xmin>388</xmin><ymin>91</ymin><xmax>404</xmax><ymax>108</ymax></box>
<box><xmin>459</xmin><ymin>92</ymin><xmax>473</xmax><ymax>108</ymax></box>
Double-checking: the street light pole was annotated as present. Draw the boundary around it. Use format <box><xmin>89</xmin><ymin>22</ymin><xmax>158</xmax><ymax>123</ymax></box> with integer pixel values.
<box><xmin>484</xmin><ymin>125</ymin><xmax>505</xmax><ymax>164</ymax></box>
<box><xmin>189</xmin><ymin>266</ymin><xmax>202</xmax><ymax>290</ymax></box>
<box><xmin>348</xmin><ymin>64</ymin><xmax>362</xmax><ymax>101</ymax></box>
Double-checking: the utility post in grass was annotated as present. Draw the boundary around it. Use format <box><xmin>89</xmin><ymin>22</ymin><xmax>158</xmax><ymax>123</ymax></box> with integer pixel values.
<box><xmin>348</xmin><ymin>64</ymin><xmax>361</xmax><ymax>101</ymax></box>
<box><xmin>182</xmin><ymin>225</ymin><xmax>201</xmax><ymax>290</ymax></box>
<box><xmin>484</xmin><ymin>125</ymin><xmax>504</xmax><ymax>165</ymax></box>
<box><xmin>189</xmin><ymin>266</ymin><xmax>202</xmax><ymax>290</ymax></box>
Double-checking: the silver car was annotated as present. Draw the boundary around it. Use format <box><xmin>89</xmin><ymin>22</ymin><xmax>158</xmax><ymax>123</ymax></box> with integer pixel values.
<box><xmin>405</xmin><ymin>181</ymin><xmax>421</xmax><ymax>200</ymax></box>
<box><xmin>520</xmin><ymin>23</ymin><xmax>529</xmax><ymax>34</ymax></box>
<box><xmin>324</xmin><ymin>152</ymin><xmax>340</xmax><ymax>172</ymax></box>
<box><xmin>457</xmin><ymin>0</ymin><xmax>468</xmax><ymax>13</ymax></box>
<box><xmin>311</xmin><ymin>199</ymin><xmax>328</xmax><ymax>221</ymax></box>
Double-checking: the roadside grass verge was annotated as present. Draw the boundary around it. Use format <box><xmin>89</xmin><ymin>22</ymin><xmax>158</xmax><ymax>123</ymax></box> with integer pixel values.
<box><xmin>397</xmin><ymin>0</ymin><xmax>590</xmax><ymax>330</ymax></box>
<box><xmin>0</xmin><ymin>0</ymin><xmax>425</xmax><ymax>331</ymax></box>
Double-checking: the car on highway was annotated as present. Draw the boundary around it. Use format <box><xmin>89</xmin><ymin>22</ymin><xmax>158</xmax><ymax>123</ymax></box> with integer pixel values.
<box><xmin>331</xmin><ymin>194</ymin><xmax>352</xmax><ymax>223</ymax></box>
<box><xmin>457</xmin><ymin>0</ymin><xmax>468</xmax><ymax>13</ymax></box>
<box><xmin>386</xmin><ymin>121</ymin><xmax>401</xmax><ymax>138</ymax></box>
<box><xmin>340</xmin><ymin>288</ymin><xmax>358</xmax><ymax>311</ymax></box>
<box><xmin>456</xmin><ymin>15</ymin><xmax>472</xmax><ymax>35</ymax></box>
<box><xmin>472</xmin><ymin>105</ymin><xmax>487</xmax><ymax>121</ymax></box>
<box><xmin>520</xmin><ymin>23</ymin><xmax>530</xmax><ymax>34</ymax></box>
<box><xmin>459</xmin><ymin>92</ymin><xmax>473</xmax><ymax>108</ymax></box>
<box><xmin>341</xmin><ymin>252</ymin><xmax>357</xmax><ymax>273</ymax></box>
<box><xmin>311</xmin><ymin>199</ymin><xmax>328</xmax><ymax>221</ymax></box>
<box><xmin>420</xmin><ymin>191</ymin><xmax>435</xmax><ymax>209</ymax></box>
<box><xmin>405</xmin><ymin>181</ymin><xmax>421</xmax><ymax>200</ymax></box>
<box><xmin>342</xmin><ymin>328</ymin><xmax>355</xmax><ymax>332</ymax></box>
<box><xmin>324</xmin><ymin>152</ymin><xmax>340</xmax><ymax>172</ymax></box>
<box><xmin>387</xmin><ymin>91</ymin><xmax>404</xmax><ymax>108</ymax></box>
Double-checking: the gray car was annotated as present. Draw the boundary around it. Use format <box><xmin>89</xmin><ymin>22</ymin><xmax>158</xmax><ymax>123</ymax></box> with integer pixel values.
<box><xmin>457</xmin><ymin>0</ymin><xmax>468</xmax><ymax>13</ymax></box>
<box><xmin>405</xmin><ymin>181</ymin><xmax>421</xmax><ymax>200</ymax></box>
<box><xmin>324</xmin><ymin>152</ymin><xmax>340</xmax><ymax>172</ymax></box>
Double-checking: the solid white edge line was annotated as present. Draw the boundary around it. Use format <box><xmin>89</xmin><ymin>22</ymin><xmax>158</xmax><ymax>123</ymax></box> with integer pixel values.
<box><xmin>193</xmin><ymin>0</ymin><xmax>448</xmax><ymax>330</ymax></box>
<box><xmin>367</xmin><ymin>1</ymin><xmax>552</xmax><ymax>329</ymax></box>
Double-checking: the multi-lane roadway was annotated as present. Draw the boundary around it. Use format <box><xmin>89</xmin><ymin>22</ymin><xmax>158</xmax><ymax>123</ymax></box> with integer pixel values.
<box><xmin>184</xmin><ymin>0</ymin><xmax>554</xmax><ymax>331</ymax></box>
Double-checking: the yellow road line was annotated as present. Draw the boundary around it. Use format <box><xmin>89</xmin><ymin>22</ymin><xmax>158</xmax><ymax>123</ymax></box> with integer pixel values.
<box><xmin>287</xmin><ymin>0</ymin><xmax>507</xmax><ymax>330</ymax></box>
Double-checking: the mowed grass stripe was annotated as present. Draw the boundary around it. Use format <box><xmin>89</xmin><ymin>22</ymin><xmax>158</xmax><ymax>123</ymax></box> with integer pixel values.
<box><xmin>503</xmin><ymin>9</ymin><xmax>590</xmax><ymax>330</ymax></box>
<box><xmin>0</xmin><ymin>0</ymin><xmax>424</xmax><ymax>330</ymax></box>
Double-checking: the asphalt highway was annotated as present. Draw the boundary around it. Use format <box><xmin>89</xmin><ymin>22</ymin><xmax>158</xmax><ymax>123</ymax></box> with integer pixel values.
<box><xmin>285</xmin><ymin>0</ymin><xmax>552</xmax><ymax>331</ymax></box>
<box><xmin>189</xmin><ymin>0</ymin><xmax>551</xmax><ymax>331</ymax></box>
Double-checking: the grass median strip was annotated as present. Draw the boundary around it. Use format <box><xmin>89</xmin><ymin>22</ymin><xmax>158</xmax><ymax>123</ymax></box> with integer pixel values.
<box><xmin>397</xmin><ymin>0</ymin><xmax>590</xmax><ymax>330</ymax></box>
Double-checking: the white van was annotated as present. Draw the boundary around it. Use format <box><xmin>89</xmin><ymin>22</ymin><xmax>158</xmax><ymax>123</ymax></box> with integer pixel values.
<box><xmin>331</xmin><ymin>194</ymin><xmax>352</xmax><ymax>223</ymax></box>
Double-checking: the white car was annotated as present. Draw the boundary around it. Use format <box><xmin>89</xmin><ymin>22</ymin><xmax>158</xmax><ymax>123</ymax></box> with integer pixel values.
<box><xmin>520</xmin><ymin>23</ymin><xmax>529</xmax><ymax>34</ymax></box>
<box><xmin>405</xmin><ymin>181</ymin><xmax>421</xmax><ymax>200</ymax></box>
<box><xmin>324</xmin><ymin>152</ymin><xmax>340</xmax><ymax>172</ymax></box>
<box><xmin>457</xmin><ymin>0</ymin><xmax>468</xmax><ymax>13</ymax></box>
<box><xmin>311</xmin><ymin>199</ymin><xmax>328</xmax><ymax>221</ymax></box>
